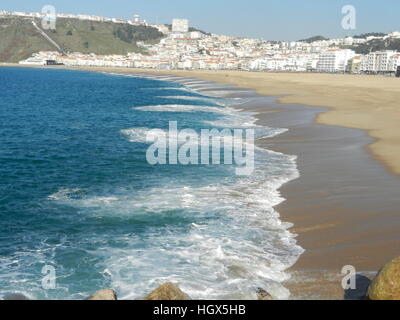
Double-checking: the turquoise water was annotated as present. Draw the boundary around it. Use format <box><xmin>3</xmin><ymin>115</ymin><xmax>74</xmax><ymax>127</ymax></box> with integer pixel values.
<box><xmin>0</xmin><ymin>67</ymin><xmax>302</xmax><ymax>300</ymax></box>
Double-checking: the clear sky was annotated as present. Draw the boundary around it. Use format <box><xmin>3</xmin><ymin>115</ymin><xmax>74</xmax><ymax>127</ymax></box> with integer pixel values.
<box><xmin>2</xmin><ymin>0</ymin><xmax>399</xmax><ymax>40</ymax></box>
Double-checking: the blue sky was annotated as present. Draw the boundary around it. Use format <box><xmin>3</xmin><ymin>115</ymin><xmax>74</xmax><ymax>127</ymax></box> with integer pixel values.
<box><xmin>2</xmin><ymin>0</ymin><xmax>399</xmax><ymax>40</ymax></box>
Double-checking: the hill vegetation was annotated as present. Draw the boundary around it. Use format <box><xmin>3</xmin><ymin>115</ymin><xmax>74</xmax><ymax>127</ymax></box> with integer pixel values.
<box><xmin>298</xmin><ymin>32</ymin><xmax>400</xmax><ymax>55</ymax></box>
<box><xmin>351</xmin><ymin>38</ymin><xmax>400</xmax><ymax>54</ymax></box>
<box><xmin>298</xmin><ymin>35</ymin><xmax>329</xmax><ymax>43</ymax></box>
<box><xmin>353</xmin><ymin>32</ymin><xmax>386</xmax><ymax>39</ymax></box>
<box><xmin>0</xmin><ymin>16</ymin><xmax>165</xmax><ymax>62</ymax></box>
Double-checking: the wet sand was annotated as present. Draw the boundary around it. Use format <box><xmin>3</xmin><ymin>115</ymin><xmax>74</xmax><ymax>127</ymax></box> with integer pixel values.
<box><xmin>234</xmin><ymin>96</ymin><xmax>400</xmax><ymax>299</ymax></box>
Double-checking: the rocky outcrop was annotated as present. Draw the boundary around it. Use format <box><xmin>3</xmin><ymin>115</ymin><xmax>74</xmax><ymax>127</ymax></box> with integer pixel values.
<box><xmin>256</xmin><ymin>288</ymin><xmax>273</xmax><ymax>300</ymax></box>
<box><xmin>368</xmin><ymin>256</ymin><xmax>400</xmax><ymax>300</ymax></box>
<box><xmin>87</xmin><ymin>289</ymin><xmax>117</xmax><ymax>300</ymax></box>
<box><xmin>138</xmin><ymin>282</ymin><xmax>190</xmax><ymax>300</ymax></box>
<box><xmin>3</xmin><ymin>293</ymin><xmax>29</xmax><ymax>300</ymax></box>
<box><xmin>343</xmin><ymin>274</ymin><xmax>371</xmax><ymax>300</ymax></box>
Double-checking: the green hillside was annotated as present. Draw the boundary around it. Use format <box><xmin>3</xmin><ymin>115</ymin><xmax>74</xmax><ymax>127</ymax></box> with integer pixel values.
<box><xmin>337</xmin><ymin>38</ymin><xmax>400</xmax><ymax>54</ymax></box>
<box><xmin>0</xmin><ymin>16</ymin><xmax>165</xmax><ymax>62</ymax></box>
<box><xmin>352</xmin><ymin>38</ymin><xmax>400</xmax><ymax>54</ymax></box>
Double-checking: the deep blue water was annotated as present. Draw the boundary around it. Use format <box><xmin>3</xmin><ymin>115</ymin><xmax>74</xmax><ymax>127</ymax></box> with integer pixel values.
<box><xmin>0</xmin><ymin>67</ymin><xmax>302</xmax><ymax>300</ymax></box>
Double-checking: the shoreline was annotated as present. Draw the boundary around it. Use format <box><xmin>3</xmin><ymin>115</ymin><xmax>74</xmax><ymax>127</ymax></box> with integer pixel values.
<box><xmin>133</xmin><ymin>70</ymin><xmax>400</xmax><ymax>178</ymax></box>
<box><xmin>3</xmin><ymin>63</ymin><xmax>400</xmax><ymax>177</ymax></box>
<box><xmin>129</xmin><ymin>69</ymin><xmax>400</xmax><ymax>299</ymax></box>
<box><xmin>123</xmin><ymin>70</ymin><xmax>400</xmax><ymax>299</ymax></box>
<box><xmin>3</xmin><ymin>65</ymin><xmax>400</xmax><ymax>299</ymax></box>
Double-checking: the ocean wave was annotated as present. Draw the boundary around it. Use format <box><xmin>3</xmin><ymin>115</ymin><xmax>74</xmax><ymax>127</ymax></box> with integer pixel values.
<box><xmin>40</xmin><ymin>74</ymin><xmax>302</xmax><ymax>300</ymax></box>
<box><xmin>120</xmin><ymin>126</ymin><xmax>256</xmax><ymax>147</ymax></box>
<box><xmin>48</xmin><ymin>188</ymin><xmax>85</xmax><ymax>200</ymax></box>
<box><xmin>200</xmin><ymin>89</ymin><xmax>252</xmax><ymax>96</ymax></box>
<box><xmin>135</xmin><ymin>104</ymin><xmax>231</xmax><ymax>114</ymax></box>
<box><xmin>142</xmin><ymin>87</ymin><xmax>189</xmax><ymax>92</ymax></box>
<box><xmin>157</xmin><ymin>95</ymin><xmax>217</xmax><ymax>103</ymax></box>
<box><xmin>179</xmin><ymin>81</ymin><xmax>209</xmax><ymax>86</ymax></box>
<box><xmin>120</xmin><ymin>128</ymin><xmax>166</xmax><ymax>143</ymax></box>
<box><xmin>122</xmin><ymin>77</ymin><xmax>301</xmax><ymax>299</ymax></box>
<box><xmin>203</xmin><ymin>113</ymin><xmax>259</xmax><ymax>128</ymax></box>
<box><xmin>48</xmin><ymin>147</ymin><xmax>301</xmax><ymax>300</ymax></box>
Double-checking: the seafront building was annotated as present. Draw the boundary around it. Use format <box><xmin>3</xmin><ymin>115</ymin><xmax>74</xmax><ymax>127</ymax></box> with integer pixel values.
<box><xmin>360</xmin><ymin>51</ymin><xmax>398</xmax><ymax>73</ymax></box>
<box><xmin>316</xmin><ymin>49</ymin><xmax>356</xmax><ymax>73</ymax></box>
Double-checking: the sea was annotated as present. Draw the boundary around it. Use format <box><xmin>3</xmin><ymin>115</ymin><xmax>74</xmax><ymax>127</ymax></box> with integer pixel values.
<box><xmin>0</xmin><ymin>67</ymin><xmax>303</xmax><ymax>300</ymax></box>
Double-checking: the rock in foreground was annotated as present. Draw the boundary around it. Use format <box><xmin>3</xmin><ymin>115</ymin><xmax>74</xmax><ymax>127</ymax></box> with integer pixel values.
<box><xmin>256</xmin><ymin>288</ymin><xmax>273</xmax><ymax>300</ymax></box>
<box><xmin>368</xmin><ymin>256</ymin><xmax>400</xmax><ymax>300</ymax></box>
<box><xmin>3</xmin><ymin>293</ymin><xmax>29</xmax><ymax>300</ymax></box>
<box><xmin>139</xmin><ymin>282</ymin><xmax>190</xmax><ymax>300</ymax></box>
<box><xmin>87</xmin><ymin>289</ymin><xmax>117</xmax><ymax>300</ymax></box>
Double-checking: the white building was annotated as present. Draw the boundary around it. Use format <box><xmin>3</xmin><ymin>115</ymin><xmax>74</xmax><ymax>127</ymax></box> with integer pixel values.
<box><xmin>172</xmin><ymin>19</ymin><xmax>189</xmax><ymax>33</ymax></box>
<box><xmin>19</xmin><ymin>56</ymin><xmax>46</xmax><ymax>65</ymax></box>
<box><xmin>388</xmin><ymin>31</ymin><xmax>400</xmax><ymax>39</ymax></box>
<box><xmin>316</xmin><ymin>49</ymin><xmax>355</xmax><ymax>72</ymax></box>
<box><xmin>389</xmin><ymin>53</ymin><xmax>400</xmax><ymax>72</ymax></box>
<box><xmin>190</xmin><ymin>31</ymin><xmax>203</xmax><ymax>39</ymax></box>
<box><xmin>343</xmin><ymin>37</ymin><xmax>354</xmax><ymax>46</ymax></box>
<box><xmin>362</xmin><ymin>51</ymin><xmax>397</xmax><ymax>72</ymax></box>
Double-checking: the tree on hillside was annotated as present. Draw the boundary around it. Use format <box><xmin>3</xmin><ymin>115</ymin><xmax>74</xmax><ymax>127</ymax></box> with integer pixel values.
<box><xmin>113</xmin><ymin>25</ymin><xmax>164</xmax><ymax>44</ymax></box>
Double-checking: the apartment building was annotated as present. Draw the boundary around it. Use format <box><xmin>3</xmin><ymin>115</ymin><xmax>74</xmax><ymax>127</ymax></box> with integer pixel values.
<box><xmin>388</xmin><ymin>53</ymin><xmax>400</xmax><ymax>72</ymax></box>
<box><xmin>347</xmin><ymin>55</ymin><xmax>364</xmax><ymax>73</ymax></box>
<box><xmin>362</xmin><ymin>51</ymin><xmax>397</xmax><ymax>73</ymax></box>
<box><xmin>316</xmin><ymin>49</ymin><xmax>355</xmax><ymax>72</ymax></box>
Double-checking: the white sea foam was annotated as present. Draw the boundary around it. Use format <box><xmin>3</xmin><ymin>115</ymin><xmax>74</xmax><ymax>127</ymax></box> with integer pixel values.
<box><xmin>201</xmin><ymin>89</ymin><xmax>252</xmax><ymax>96</ymax></box>
<box><xmin>156</xmin><ymin>96</ymin><xmax>248</xmax><ymax>109</ymax></box>
<box><xmin>135</xmin><ymin>104</ymin><xmax>231</xmax><ymax>114</ymax></box>
<box><xmin>185</xmin><ymin>84</ymin><xmax>224</xmax><ymax>90</ymax></box>
<box><xmin>120</xmin><ymin>128</ymin><xmax>165</xmax><ymax>143</ymax></box>
<box><xmin>116</xmin><ymin>84</ymin><xmax>302</xmax><ymax>299</ymax></box>
<box><xmin>180</xmin><ymin>81</ymin><xmax>209</xmax><ymax>86</ymax></box>
<box><xmin>50</xmin><ymin>123</ymin><xmax>302</xmax><ymax>300</ymax></box>
<box><xmin>203</xmin><ymin>111</ymin><xmax>259</xmax><ymax>128</ymax></box>
<box><xmin>48</xmin><ymin>188</ymin><xmax>84</xmax><ymax>200</ymax></box>
<box><xmin>149</xmin><ymin>76</ymin><xmax>185</xmax><ymax>81</ymax></box>
<box><xmin>120</xmin><ymin>125</ymin><xmax>257</xmax><ymax>147</ymax></box>
<box><xmin>48</xmin><ymin>146</ymin><xmax>301</xmax><ymax>300</ymax></box>
<box><xmin>257</xmin><ymin>128</ymin><xmax>289</xmax><ymax>139</ymax></box>
<box><xmin>133</xmin><ymin>103</ymin><xmax>263</xmax><ymax>129</ymax></box>
<box><xmin>44</xmin><ymin>76</ymin><xmax>303</xmax><ymax>300</ymax></box>
<box><xmin>157</xmin><ymin>95</ymin><xmax>216</xmax><ymax>103</ymax></box>
<box><xmin>143</xmin><ymin>87</ymin><xmax>190</xmax><ymax>92</ymax></box>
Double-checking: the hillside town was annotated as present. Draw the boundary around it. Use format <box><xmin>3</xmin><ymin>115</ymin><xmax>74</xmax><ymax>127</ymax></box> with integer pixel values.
<box><xmin>3</xmin><ymin>10</ymin><xmax>400</xmax><ymax>75</ymax></box>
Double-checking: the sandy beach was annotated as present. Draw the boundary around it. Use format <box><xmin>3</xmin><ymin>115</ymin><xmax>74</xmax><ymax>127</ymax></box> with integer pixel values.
<box><xmin>125</xmin><ymin>69</ymin><xmax>400</xmax><ymax>299</ymax></box>
<box><xmin>135</xmin><ymin>71</ymin><xmax>400</xmax><ymax>175</ymax></box>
